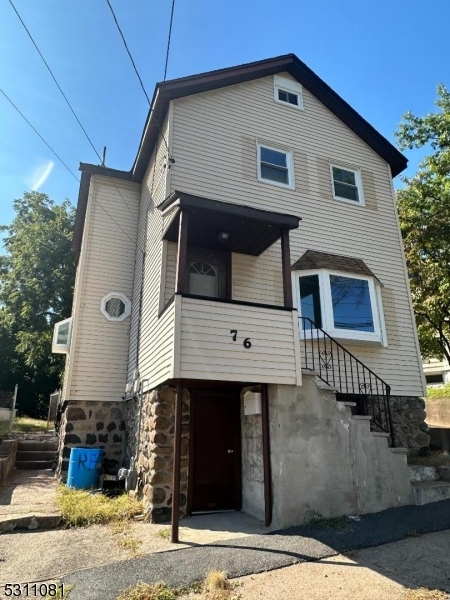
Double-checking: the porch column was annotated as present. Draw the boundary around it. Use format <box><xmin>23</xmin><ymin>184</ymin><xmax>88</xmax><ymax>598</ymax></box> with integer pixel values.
<box><xmin>261</xmin><ymin>383</ymin><xmax>272</xmax><ymax>527</ymax></box>
<box><xmin>280</xmin><ymin>228</ymin><xmax>293</xmax><ymax>308</ymax></box>
<box><xmin>175</xmin><ymin>209</ymin><xmax>189</xmax><ymax>294</ymax></box>
<box><xmin>171</xmin><ymin>380</ymin><xmax>183</xmax><ymax>543</ymax></box>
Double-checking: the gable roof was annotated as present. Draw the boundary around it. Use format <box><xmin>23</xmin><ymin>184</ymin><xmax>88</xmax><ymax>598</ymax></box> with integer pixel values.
<box><xmin>130</xmin><ymin>53</ymin><xmax>407</xmax><ymax>181</ymax></box>
<box><xmin>74</xmin><ymin>54</ymin><xmax>407</xmax><ymax>253</ymax></box>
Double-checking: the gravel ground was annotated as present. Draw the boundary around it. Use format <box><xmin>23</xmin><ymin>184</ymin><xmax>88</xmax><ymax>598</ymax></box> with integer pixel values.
<box><xmin>64</xmin><ymin>500</ymin><xmax>450</xmax><ymax>600</ymax></box>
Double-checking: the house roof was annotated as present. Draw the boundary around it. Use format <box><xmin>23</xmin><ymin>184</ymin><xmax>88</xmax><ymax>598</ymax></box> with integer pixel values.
<box><xmin>291</xmin><ymin>250</ymin><xmax>381</xmax><ymax>283</ymax></box>
<box><xmin>74</xmin><ymin>53</ymin><xmax>408</xmax><ymax>252</ymax></box>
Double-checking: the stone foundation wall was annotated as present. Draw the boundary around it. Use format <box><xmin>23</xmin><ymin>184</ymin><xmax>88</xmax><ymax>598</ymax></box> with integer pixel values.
<box><xmin>391</xmin><ymin>396</ymin><xmax>430</xmax><ymax>452</ymax></box>
<box><xmin>56</xmin><ymin>400</ymin><xmax>126</xmax><ymax>480</ymax></box>
<box><xmin>125</xmin><ymin>385</ymin><xmax>191</xmax><ymax>523</ymax></box>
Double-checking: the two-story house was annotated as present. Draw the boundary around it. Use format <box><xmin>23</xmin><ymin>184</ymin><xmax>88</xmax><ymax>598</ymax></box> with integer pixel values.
<box><xmin>53</xmin><ymin>54</ymin><xmax>429</xmax><ymax>540</ymax></box>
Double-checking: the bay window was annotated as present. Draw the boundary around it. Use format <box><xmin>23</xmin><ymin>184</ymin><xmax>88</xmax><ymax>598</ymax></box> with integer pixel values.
<box><xmin>294</xmin><ymin>269</ymin><xmax>385</xmax><ymax>344</ymax></box>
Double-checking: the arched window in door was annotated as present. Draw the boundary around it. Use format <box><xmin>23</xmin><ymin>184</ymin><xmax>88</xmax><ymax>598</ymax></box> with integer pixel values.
<box><xmin>189</xmin><ymin>261</ymin><xmax>219</xmax><ymax>298</ymax></box>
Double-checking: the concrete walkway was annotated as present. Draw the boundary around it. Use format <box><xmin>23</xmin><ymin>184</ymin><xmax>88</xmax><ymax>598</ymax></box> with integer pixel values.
<box><xmin>239</xmin><ymin>530</ymin><xmax>450</xmax><ymax>599</ymax></box>
<box><xmin>65</xmin><ymin>500</ymin><xmax>450</xmax><ymax>600</ymax></box>
<box><xmin>0</xmin><ymin>469</ymin><xmax>59</xmax><ymax>531</ymax></box>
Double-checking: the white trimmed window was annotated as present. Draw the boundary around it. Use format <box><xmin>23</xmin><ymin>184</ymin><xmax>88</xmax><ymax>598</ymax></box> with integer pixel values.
<box><xmin>293</xmin><ymin>269</ymin><xmax>385</xmax><ymax>344</ymax></box>
<box><xmin>330</xmin><ymin>165</ymin><xmax>364</xmax><ymax>206</ymax></box>
<box><xmin>257</xmin><ymin>144</ymin><xmax>294</xmax><ymax>189</ymax></box>
<box><xmin>52</xmin><ymin>317</ymin><xmax>73</xmax><ymax>354</ymax></box>
<box><xmin>100</xmin><ymin>292</ymin><xmax>131</xmax><ymax>322</ymax></box>
<box><xmin>273</xmin><ymin>75</ymin><xmax>303</xmax><ymax>109</ymax></box>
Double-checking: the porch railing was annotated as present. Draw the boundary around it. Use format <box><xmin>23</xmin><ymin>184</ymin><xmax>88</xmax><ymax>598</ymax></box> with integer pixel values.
<box><xmin>299</xmin><ymin>317</ymin><xmax>395</xmax><ymax>447</ymax></box>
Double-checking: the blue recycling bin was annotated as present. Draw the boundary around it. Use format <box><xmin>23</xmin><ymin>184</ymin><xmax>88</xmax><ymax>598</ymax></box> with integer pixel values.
<box><xmin>67</xmin><ymin>447</ymin><xmax>103</xmax><ymax>489</ymax></box>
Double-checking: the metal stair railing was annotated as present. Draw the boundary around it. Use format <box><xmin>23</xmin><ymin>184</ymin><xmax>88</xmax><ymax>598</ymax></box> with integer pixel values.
<box><xmin>299</xmin><ymin>316</ymin><xmax>395</xmax><ymax>447</ymax></box>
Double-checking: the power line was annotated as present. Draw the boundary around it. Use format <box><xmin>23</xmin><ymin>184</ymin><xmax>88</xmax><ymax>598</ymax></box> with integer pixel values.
<box><xmin>7</xmin><ymin>0</ymin><xmax>136</xmax><ymax>220</ymax></box>
<box><xmin>105</xmin><ymin>0</ymin><xmax>151</xmax><ymax>105</ymax></box>
<box><xmin>163</xmin><ymin>0</ymin><xmax>176</xmax><ymax>83</ymax></box>
<box><xmin>0</xmin><ymin>89</ymin><xmax>78</xmax><ymax>181</ymax></box>
<box><xmin>104</xmin><ymin>0</ymin><xmax>172</xmax><ymax>157</ymax></box>
<box><xmin>0</xmin><ymin>88</ymin><xmax>141</xmax><ymax>249</ymax></box>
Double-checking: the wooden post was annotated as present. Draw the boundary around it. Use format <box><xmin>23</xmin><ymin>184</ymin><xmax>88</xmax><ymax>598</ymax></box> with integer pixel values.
<box><xmin>280</xmin><ymin>229</ymin><xmax>293</xmax><ymax>308</ymax></box>
<box><xmin>171</xmin><ymin>381</ymin><xmax>183</xmax><ymax>543</ymax></box>
<box><xmin>261</xmin><ymin>383</ymin><xmax>272</xmax><ymax>527</ymax></box>
<box><xmin>175</xmin><ymin>209</ymin><xmax>189</xmax><ymax>294</ymax></box>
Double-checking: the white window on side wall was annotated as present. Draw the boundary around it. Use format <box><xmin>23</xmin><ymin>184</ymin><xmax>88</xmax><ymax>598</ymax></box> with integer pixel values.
<box><xmin>273</xmin><ymin>75</ymin><xmax>304</xmax><ymax>109</ymax></box>
<box><xmin>52</xmin><ymin>317</ymin><xmax>73</xmax><ymax>354</ymax></box>
<box><xmin>257</xmin><ymin>144</ymin><xmax>294</xmax><ymax>189</ymax></box>
<box><xmin>293</xmin><ymin>270</ymin><xmax>385</xmax><ymax>344</ymax></box>
<box><xmin>330</xmin><ymin>165</ymin><xmax>364</xmax><ymax>206</ymax></box>
<box><xmin>100</xmin><ymin>292</ymin><xmax>131</xmax><ymax>322</ymax></box>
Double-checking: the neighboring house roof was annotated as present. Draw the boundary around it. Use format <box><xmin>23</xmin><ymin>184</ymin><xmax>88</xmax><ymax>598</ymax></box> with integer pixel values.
<box><xmin>291</xmin><ymin>250</ymin><xmax>381</xmax><ymax>283</ymax></box>
<box><xmin>73</xmin><ymin>53</ymin><xmax>408</xmax><ymax>252</ymax></box>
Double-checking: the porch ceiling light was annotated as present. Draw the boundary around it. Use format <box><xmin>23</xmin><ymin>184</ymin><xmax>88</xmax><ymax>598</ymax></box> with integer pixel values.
<box><xmin>218</xmin><ymin>232</ymin><xmax>230</xmax><ymax>241</ymax></box>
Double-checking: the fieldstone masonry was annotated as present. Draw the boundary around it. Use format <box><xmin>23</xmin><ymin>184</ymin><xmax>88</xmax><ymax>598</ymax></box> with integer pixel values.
<box><xmin>125</xmin><ymin>385</ymin><xmax>191</xmax><ymax>523</ymax></box>
<box><xmin>391</xmin><ymin>396</ymin><xmax>430</xmax><ymax>452</ymax></box>
<box><xmin>57</xmin><ymin>400</ymin><xmax>126</xmax><ymax>479</ymax></box>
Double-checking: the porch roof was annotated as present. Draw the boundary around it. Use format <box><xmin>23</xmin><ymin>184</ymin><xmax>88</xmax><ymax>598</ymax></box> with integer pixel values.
<box><xmin>158</xmin><ymin>191</ymin><xmax>301</xmax><ymax>256</ymax></box>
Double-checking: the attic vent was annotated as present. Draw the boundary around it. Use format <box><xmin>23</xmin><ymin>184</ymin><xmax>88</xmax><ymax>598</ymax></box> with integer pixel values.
<box><xmin>100</xmin><ymin>292</ymin><xmax>131</xmax><ymax>322</ymax></box>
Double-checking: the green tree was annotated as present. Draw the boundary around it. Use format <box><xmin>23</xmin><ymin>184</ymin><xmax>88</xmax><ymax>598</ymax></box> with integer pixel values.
<box><xmin>0</xmin><ymin>192</ymin><xmax>76</xmax><ymax>416</ymax></box>
<box><xmin>396</xmin><ymin>85</ymin><xmax>450</xmax><ymax>363</ymax></box>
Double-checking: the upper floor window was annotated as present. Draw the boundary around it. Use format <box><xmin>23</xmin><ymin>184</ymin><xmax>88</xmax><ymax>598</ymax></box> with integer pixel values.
<box><xmin>293</xmin><ymin>269</ymin><xmax>384</xmax><ymax>344</ymax></box>
<box><xmin>273</xmin><ymin>75</ymin><xmax>303</xmax><ymax>110</ymax></box>
<box><xmin>257</xmin><ymin>144</ymin><xmax>294</xmax><ymax>189</ymax></box>
<box><xmin>52</xmin><ymin>317</ymin><xmax>73</xmax><ymax>354</ymax></box>
<box><xmin>331</xmin><ymin>165</ymin><xmax>364</xmax><ymax>206</ymax></box>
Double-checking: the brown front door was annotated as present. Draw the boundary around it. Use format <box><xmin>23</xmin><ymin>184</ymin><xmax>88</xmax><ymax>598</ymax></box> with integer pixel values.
<box><xmin>190</xmin><ymin>390</ymin><xmax>241</xmax><ymax>512</ymax></box>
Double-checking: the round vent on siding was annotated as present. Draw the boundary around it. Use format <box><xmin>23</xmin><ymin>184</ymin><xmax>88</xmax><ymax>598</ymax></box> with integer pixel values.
<box><xmin>100</xmin><ymin>292</ymin><xmax>131</xmax><ymax>322</ymax></box>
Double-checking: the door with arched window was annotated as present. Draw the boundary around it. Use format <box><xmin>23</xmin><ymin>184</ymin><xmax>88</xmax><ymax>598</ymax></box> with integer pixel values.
<box><xmin>187</xmin><ymin>252</ymin><xmax>227</xmax><ymax>299</ymax></box>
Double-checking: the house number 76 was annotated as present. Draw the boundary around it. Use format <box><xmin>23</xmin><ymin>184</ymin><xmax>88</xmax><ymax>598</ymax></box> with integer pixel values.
<box><xmin>230</xmin><ymin>330</ymin><xmax>252</xmax><ymax>349</ymax></box>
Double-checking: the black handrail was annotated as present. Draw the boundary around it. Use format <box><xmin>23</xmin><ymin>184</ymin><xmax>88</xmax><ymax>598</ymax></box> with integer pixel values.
<box><xmin>299</xmin><ymin>316</ymin><xmax>395</xmax><ymax>447</ymax></box>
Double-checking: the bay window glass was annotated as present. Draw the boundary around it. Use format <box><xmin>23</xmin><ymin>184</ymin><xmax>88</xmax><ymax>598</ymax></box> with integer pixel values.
<box><xmin>330</xmin><ymin>275</ymin><xmax>375</xmax><ymax>332</ymax></box>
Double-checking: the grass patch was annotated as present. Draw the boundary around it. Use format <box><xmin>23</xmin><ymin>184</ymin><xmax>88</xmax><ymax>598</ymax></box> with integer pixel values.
<box><xmin>57</xmin><ymin>486</ymin><xmax>143</xmax><ymax>527</ymax></box>
<box><xmin>116</xmin><ymin>571</ymin><xmax>239</xmax><ymax>600</ymax></box>
<box><xmin>118</xmin><ymin>535</ymin><xmax>142</xmax><ymax>556</ymax></box>
<box><xmin>403</xmin><ymin>588</ymin><xmax>448</xmax><ymax>600</ymax></box>
<box><xmin>157</xmin><ymin>526</ymin><xmax>171</xmax><ymax>540</ymax></box>
<box><xmin>12</xmin><ymin>416</ymin><xmax>48</xmax><ymax>432</ymax></box>
<box><xmin>303</xmin><ymin>509</ymin><xmax>346</xmax><ymax>530</ymax></box>
<box><xmin>44</xmin><ymin>583</ymin><xmax>74</xmax><ymax>599</ymax></box>
<box><xmin>408</xmin><ymin>450</ymin><xmax>450</xmax><ymax>467</ymax></box>
<box><xmin>426</xmin><ymin>384</ymin><xmax>450</xmax><ymax>399</ymax></box>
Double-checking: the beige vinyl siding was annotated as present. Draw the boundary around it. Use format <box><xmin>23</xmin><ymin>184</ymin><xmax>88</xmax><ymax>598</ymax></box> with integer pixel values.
<box><xmin>178</xmin><ymin>296</ymin><xmax>300</xmax><ymax>384</ymax></box>
<box><xmin>127</xmin><ymin>117</ymin><xmax>177</xmax><ymax>390</ymax></box>
<box><xmin>67</xmin><ymin>176</ymin><xmax>140</xmax><ymax>401</ymax></box>
<box><xmin>164</xmin><ymin>241</ymin><xmax>177</xmax><ymax>304</ymax></box>
<box><xmin>169</xmin><ymin>74</ymin><xmax>424</xmax><ymax>397</ymax></box>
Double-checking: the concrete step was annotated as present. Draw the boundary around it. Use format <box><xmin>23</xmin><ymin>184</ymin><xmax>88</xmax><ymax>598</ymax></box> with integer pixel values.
<box><xmin>411</xmin><ymin>480</ymin><xmax>450</xmax><ymax>505</ymax></box>
<box><xmin>409</xmin><ymin>465</ymin><xmax>440</xmax><ymax>483</ymax></box>
<box><xmin>16</xmin><ymin>451</ymin><xmax>56</xmax><ymax>462</ymax></box>
<box><xmin>15</xmin><ymin>461</ymin><xmax>54</xmax><ymax>470</ymax></box>
<box><xmin>17</xmin><ymin>441</ymin><xmax>58</xmax><ymax>452</ymax></box>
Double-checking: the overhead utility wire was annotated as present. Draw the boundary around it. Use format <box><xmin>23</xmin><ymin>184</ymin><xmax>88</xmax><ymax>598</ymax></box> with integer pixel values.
<box><xmin>0</xmin><ymin>88</ymin><xmax>140</xmax><ymax>249</ymax></box>
<box><xmin>104</xmin><ymin>0</ymin><xmax>172</xmax><ymax>157</ymax></box>
<box><xmin>7</xmin><ymin>0</ymin><xmax>136</xmax><ymax>220</ymax></box>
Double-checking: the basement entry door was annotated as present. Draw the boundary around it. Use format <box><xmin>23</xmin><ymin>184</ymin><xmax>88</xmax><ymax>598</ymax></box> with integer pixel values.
<box><xmin>190</xmin><ymin>390</ymin><xmax>241</xmax><ymax>513</ymax></box>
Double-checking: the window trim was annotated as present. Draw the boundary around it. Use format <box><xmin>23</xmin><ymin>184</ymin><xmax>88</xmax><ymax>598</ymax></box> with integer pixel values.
<box><xmin>52</xmin><ymin>316</ymin><xmax>73</xmax><ymax>354</ymax></box>
<box><xmin>257</xmin><ymin>143</ymin><xmax>295</xmax><ymax>190</ymax></box>
<box><xmin>330</xmin><ymin>164</ymin><xmax>365</xmax><ymax>206</ymax></box>
<box><xmin>292</xmin><ymin>268</ymin><xmax>386</xmax><ymax>344</ymax></box>
<box><xmin>100</xmin><ymin>292</ymin><xmax>131</xmax><ymax>322</ymax></box>
<box><xmin>273</xmin><ymin>75</ymin><xmax>304</xmax><ymax>110</ymax></box>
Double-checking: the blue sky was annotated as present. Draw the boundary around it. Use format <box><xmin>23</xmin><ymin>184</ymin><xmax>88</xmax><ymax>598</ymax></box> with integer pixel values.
<box><xmin>1</xmin><ymin>0</ymin><xmax>449</xmax><ymax>249</ymax></box>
